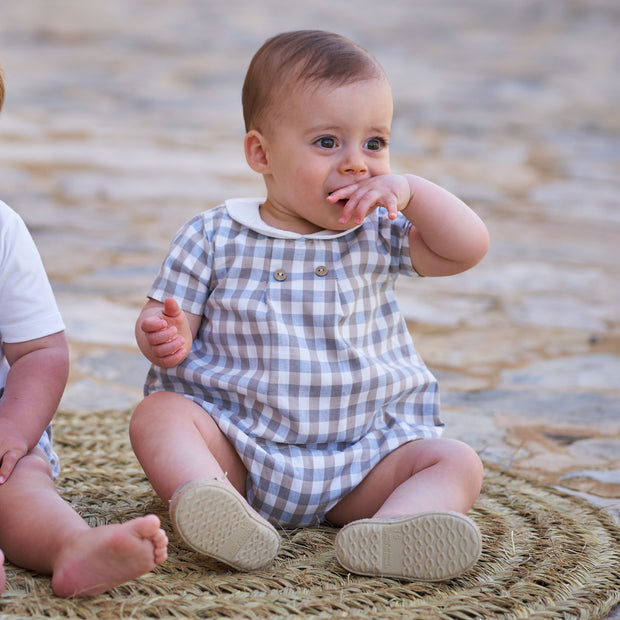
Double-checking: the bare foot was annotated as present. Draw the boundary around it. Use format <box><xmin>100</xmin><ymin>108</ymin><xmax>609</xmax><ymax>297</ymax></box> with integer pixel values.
<box><xmin>1</xmin><ymin>549</ymin><xmax>6</xmax><ymax>594</ymax></box>
<box><xmin>51</xmin><ymin>514</ymin><xmax>168</xmax><ymax>598</ymax></box>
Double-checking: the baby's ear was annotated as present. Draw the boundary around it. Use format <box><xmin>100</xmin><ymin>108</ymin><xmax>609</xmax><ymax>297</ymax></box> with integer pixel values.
<box><xmin>244</xmin><ymin>130</ymin><xmax>270</xmax><ymax>173</ymax></box>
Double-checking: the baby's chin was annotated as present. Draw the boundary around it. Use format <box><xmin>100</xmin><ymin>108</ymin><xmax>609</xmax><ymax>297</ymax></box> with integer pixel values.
<box><xmin>327</xmin><ymin>216</ymin><xmax>362</xmax><ymax>232</ymax></box>
<box><xmin>325</xmin><ymin>195</ymin><xmax>352</xmax><ymax>226</ymax></box>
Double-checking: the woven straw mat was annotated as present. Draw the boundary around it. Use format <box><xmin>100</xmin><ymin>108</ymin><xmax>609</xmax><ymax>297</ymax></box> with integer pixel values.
<box><xmin>1</xmin><ymin>406</ymin><xmax>619</xmax><ymax>619</ymax></box>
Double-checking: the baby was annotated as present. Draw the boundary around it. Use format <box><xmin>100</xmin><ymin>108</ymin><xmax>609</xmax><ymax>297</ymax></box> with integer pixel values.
<box><xmin>0</xmin><ymin>63</ymin><xmax>168</xmax><ymax>597</ymax></box>
<box><xmin>131</xmin><ymin>30</ymin><xmax>489</xmax><ymax>582</ymax></box>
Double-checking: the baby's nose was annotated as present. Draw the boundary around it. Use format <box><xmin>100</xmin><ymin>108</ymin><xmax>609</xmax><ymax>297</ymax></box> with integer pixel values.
<box><xmin>340</xmin><ymin>151</ymin><xmax>368</xmax><ymax>175</ymax></box>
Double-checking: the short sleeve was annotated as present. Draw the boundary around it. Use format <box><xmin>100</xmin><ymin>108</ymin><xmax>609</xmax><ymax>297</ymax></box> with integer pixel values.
<box><xmin>148</xmin><ymin>213</ymin><xmax>214</xmax><ymax>316</ymax></box>
<box><xmin>0</xmin><ymin>202</ymin><xmax>65</xmax><ymax>343</ymax></box>
<box><xmin>375</xmin><ymin>209</ymin><xmax>418</xmax><ymax>278</ymax></box>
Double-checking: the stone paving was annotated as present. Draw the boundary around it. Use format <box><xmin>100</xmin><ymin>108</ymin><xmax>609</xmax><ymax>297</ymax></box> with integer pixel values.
<box><xmin>1</xmin><ymin>0</ymin><xmax>619</xmax><ymax>614</ymax></box>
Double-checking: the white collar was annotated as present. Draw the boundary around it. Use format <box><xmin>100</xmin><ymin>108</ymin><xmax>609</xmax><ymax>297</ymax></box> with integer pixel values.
<box><xmin>224</xmin><ymin>198</ymin><xmax>359</xmax><ymax>239</ymax></box>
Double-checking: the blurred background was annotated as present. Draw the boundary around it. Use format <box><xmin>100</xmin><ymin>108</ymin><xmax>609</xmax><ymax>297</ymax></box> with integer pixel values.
<box><xmin>0</xmin><ymin>0</ymin><xmax>618</xmax><ymax>526</ymax></box>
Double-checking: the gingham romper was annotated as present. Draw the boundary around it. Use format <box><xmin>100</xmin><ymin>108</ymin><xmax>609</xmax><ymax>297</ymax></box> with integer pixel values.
<box><xmin>145</xmin><ymin>198</ymin><xmax>444</xmax><ymax>527</ymax></box>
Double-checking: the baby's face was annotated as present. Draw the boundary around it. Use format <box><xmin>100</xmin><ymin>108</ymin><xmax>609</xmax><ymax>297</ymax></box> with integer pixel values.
<box><xmin>258</xmin><ymin>76</ymin><xmax>393</xmax><ymax>234</ymax></box>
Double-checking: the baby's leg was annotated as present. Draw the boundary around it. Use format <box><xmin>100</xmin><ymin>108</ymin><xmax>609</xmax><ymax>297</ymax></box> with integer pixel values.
<box><xmin>129</xmin><ymin>391</ymin><xmax>248</xmax><ymax>502</ymax></box>
<box><xmin>330</xmin><ymin>438</ymin><xmax>484</xmax><ymax>581</ymax></box>
<box><xmin>130</xmin><ymin>391</ymin><xmax>280</xmax><ymax>570</ymax></box>
<box><xmin>327</xmin><ymin>438</ymin><xmax>483</xmax><ymax>523</ymax></box>
<box><xmin>0</xmin><ymin>549</ymin><xmax>5</xmax><ymax>593</ymax></box>
<box><xmin>0</xmin><ymin>449</ymin><xmax>168</xmax><ymax>597</ymax></box>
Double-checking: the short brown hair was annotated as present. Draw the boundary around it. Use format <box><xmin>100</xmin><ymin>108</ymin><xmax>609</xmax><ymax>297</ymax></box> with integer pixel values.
<box><xmin>242</xmin><ymin>30</ymin><xmax>385</xmax><ymax>132</ymax></box>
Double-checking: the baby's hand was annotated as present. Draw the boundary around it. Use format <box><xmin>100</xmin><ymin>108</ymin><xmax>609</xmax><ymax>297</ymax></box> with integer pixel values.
<box><xmin>328</xmin><ymin>174</ymin><xmax>412</xmax><ymax>225</ymax></box>
<box><xmin>0</xmin><ymin>419</ymin><xmax>28</xmax><ymax>484</ymax></box>
<box><xmin>138</xmin><ymin>298</ymin><xmax>192</xmax><ymax>367</ymax></box>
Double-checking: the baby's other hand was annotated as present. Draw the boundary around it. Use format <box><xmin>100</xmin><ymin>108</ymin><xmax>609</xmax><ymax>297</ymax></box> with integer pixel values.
<box><xmin>138</xmin><ymin>298</ymin><xmax>191</xmax><ymax>367</ymax></box>
<box><xmin>0</xmin><ymin>419</ymin><xmax>28</xmax><ymax>484</ymax></box>
<box><xmin>328</xmin><ymin>174</ymin><xmax>411</xmax><ymax>225</ymax></box>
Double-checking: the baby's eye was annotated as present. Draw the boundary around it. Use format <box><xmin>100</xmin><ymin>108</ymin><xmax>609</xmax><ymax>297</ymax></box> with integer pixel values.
<box><xmin>364</xmin><ymin>137</ymin><xmax>387</xmax><ymax>151</ymax></box>
<box><xmin>315</xmin><ymin>136</ymin><xmax>337</xmax><ymax>149</ymax></box>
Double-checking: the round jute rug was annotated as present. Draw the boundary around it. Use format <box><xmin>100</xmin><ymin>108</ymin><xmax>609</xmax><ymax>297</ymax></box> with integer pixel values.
<box><xmin>1</xmin><ymin>407</ymin><xmax>619</xmax><ymax>619</ymax></box>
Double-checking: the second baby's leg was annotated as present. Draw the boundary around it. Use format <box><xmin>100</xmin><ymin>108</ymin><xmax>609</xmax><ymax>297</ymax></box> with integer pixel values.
<box><xmin>129</xmin><ymin>391</ymin><xmax>248</xmax><ymax>503</ymax></box>
<box><xmin>0</xmin><ymin>549</ymin><xmax>5</xmax><ymax>593</ymax></box>
<box><xmin>0</xmin><ymin>449</ymin><xmax>167</xmax><ymax>597</ymax></box>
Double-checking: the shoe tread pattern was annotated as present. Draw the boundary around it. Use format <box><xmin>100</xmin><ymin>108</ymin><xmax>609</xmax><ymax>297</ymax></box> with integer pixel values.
<box><xmin>171</xmin><ymin>479</ymin><xmax>280</xmax><ymax>571</ymax></box>
<box><xmin>334</xmin><ymin>511</ymin><xmax>481</xmax><ymax>582</ymax></box>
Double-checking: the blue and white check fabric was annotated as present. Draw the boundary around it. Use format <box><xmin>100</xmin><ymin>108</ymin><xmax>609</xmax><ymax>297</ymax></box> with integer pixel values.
<box><xmin>145</xmin><ymin>198</ymin><xmax>443</xmax><ymax>527</ymax></box>
<box><xmin>37</xmin><ymin>426</ymin><xmax>60</xmax><ymax>479</ymax></box>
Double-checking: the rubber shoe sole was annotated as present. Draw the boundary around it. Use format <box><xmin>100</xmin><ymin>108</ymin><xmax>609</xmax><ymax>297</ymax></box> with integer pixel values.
<box><xmin>169</xmin><ymin>478</ymin><xmax>280</xmax><ymax>571</ymax></box>
<box><xmin>334</xmin><ymin>511</ymin><xmax>481</xmax><ymax>582</ymax></box>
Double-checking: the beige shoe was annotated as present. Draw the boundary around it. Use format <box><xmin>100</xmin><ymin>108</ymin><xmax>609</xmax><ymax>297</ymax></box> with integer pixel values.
<box><xmin>169</xmin><ymin>478</ymin><xmax>280</xmax><ymax>571</ymax></box>
<box><xmin>334</xmin><ymin>511</ymin><xmax>481</xmax><ymax>582</ymax></box>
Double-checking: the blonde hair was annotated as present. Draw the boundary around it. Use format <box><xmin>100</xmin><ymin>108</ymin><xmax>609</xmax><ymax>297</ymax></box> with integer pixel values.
<box><xmin>242</xmin><ymin>30</ymin><xmax>385</xmax><ymax>132</ymax></box>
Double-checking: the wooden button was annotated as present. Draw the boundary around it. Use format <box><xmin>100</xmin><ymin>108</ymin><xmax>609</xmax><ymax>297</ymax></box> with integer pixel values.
<box><xmin>274</xmin><ymin>269</ymin><xmax>287</xmax><ymax>281</ymax></box>
<box><xmin>315</xmin><ymin>265</ymin><xmax>328</xmax><ymax>277</ymax></box>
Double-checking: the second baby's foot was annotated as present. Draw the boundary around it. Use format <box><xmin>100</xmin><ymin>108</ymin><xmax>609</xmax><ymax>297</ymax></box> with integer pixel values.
<box><xmin>334</xmin><ymin>510</ymin><xmax>481</xmax><ymax>582</ymax></box>
<box><xmin>51</xmin><ymin>514</ymin><xmax>168</xmax><ymax>597</ymax></box>
<box><xmin>170</xmin><ymin>478</ymin><xmax>280</xmax><ymax>571</ymax></box>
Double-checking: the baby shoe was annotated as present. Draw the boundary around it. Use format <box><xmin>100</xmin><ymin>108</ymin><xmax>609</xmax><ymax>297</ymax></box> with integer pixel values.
<box><xmin>169</xmin><ymin>478</ymin><xmax>281</xmax><ymax>571</ymax></box>
<box><xmin>334</xmin><ymin>510</ymin><xmax>481</xmax><ymax>582</ymax></box>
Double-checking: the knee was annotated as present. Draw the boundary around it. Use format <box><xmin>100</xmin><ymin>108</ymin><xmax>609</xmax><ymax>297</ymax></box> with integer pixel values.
<box><xmin>129</xmin><ymin>391</ymin><xmax>177</xmax><ymax>442</ymax></box>
<box><xmin>129</xmin><ymin>395</ymin><xmax>152</xmax><ymax>440</ymax></box>
<box><xmin>444</xmin><ymin>439</ymin><xmax>484</xmax><ymax>495</ymax></box>
<box><xmin>415</xmin><ymin>438</ymin><xmax>483</xmax><ymax>493</ymax></box>
<box><xmin>129</xmin><ymin>391</ymin><xmax>207</xmax><ymax>446</ymax></box>
<box><xmin>4</xmin><ymin>449</ymin><xmax>53</xmax><ymax>484</ymax></box>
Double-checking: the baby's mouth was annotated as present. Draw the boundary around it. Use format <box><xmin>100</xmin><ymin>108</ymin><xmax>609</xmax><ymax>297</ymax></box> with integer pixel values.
<box><xmin>328</xmin><ymin>191</ymin><xmax>348</xmax><ymax>208</ymax></box>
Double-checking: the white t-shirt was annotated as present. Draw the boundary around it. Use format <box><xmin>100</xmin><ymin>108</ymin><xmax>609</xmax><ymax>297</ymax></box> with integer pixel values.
<box><xmin>0</xmin><ymin>201</ymin><xmax>65</xmax><ymax>387</ymax></box>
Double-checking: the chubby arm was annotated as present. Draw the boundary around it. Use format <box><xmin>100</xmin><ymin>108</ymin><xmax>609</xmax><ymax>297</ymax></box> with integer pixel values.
<box><xmin>0</xmin><ymin>330</ymin><xmax>69</xmax><ymax>483</ymax></box>
<box><xmin>135</xmin><ymin>297</ymin><xmax>202</xmax><ymax>367</ymax></box>
<box><xmin>400</xmin><ymin>174</ymin><xmax>489</xmax><ymax>276</ymax></box>
<box><xmin>329</xmin><ymin>173</ymin><xmax>489</xmax><ymax>277</ymax></box>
